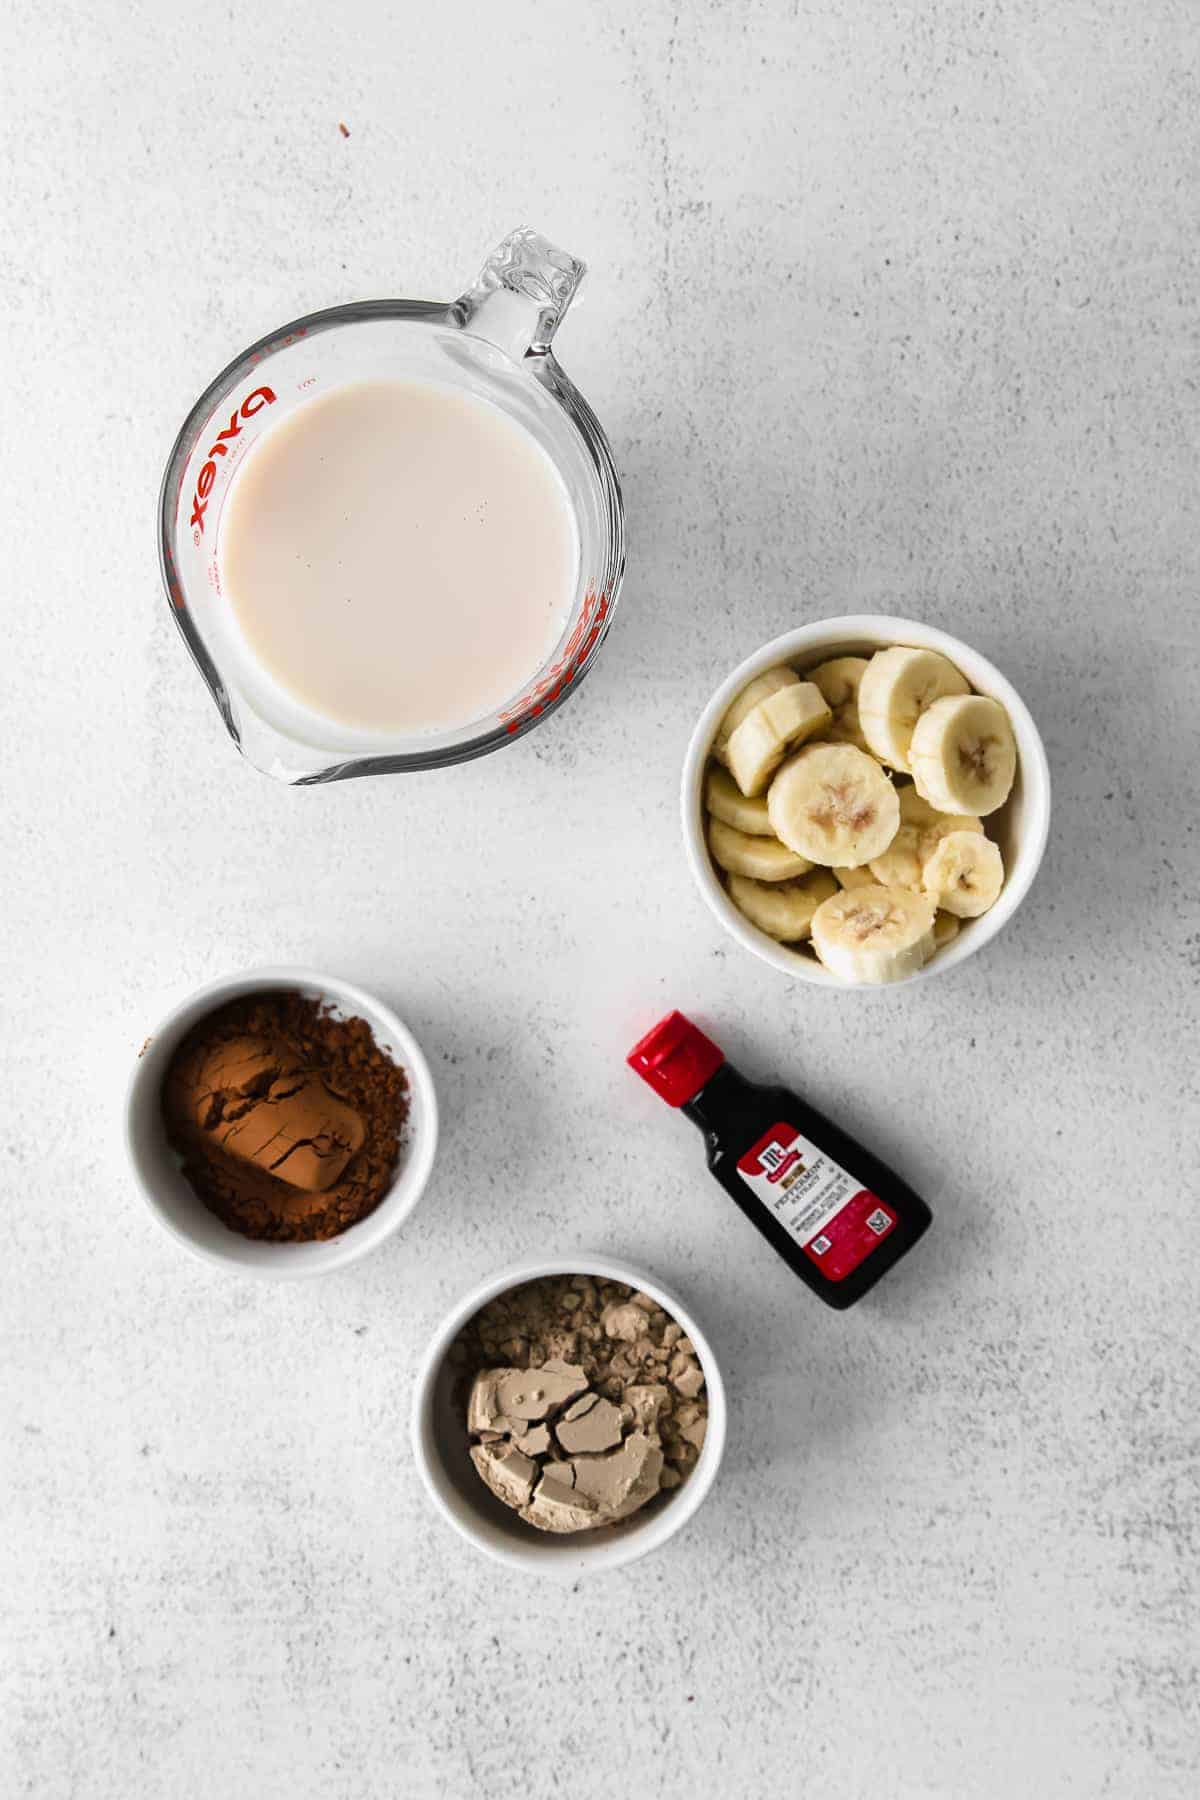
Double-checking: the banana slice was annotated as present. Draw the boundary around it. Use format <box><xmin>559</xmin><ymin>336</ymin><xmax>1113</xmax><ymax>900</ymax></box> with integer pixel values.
<box><xmin>807</xmin><ymin>656</ymin><xmax>871</xmax><ymax>752</ymax></box>
<box><xmin>713</xmin><ymin>666</ymin><xmax>799</xmax><ymax>764</ymax></box>
<box><xmin>727</xmin><ymin>869</ymin><xmax>839</xmax><ymax>942</ymax></box>
<box><xmin>909</xmin><ymin>694</ymin><xmax>1017</xmax><ymax>817</ymax></box>
<box><xmin>857</xmin><ymin>646</ymin><xmax>970</xmax><ymax>772</ymax></box>
<box><xmin>709</xmin><ymin>818</ymin><xmax>812</xmax><ymax>882</ymax></box>
<box><xmin>834</xmin><ymin>864</ymin><xmax>877</xmax><ymax>889</ymax></box>
<box><xmin>810</xmin><ymin>884</ymin><xmax>936</xmax><ymax>984</ymax></box>
<box><xmin>897</xmin><ymin>785</ymin><xmax>980</xmax><ymax>834</ymax></box>
<box><xmin>868</xmin><ymin>785</ymin><xmax>983</xmax><ymax>890</ymax></box>
<box><xmin>767</xmin><ymin>743</ymin><xmax>899</xmax><ymax>867</ymax></box>
<box><xmin>922</xmin><ymin>830</ymin><xmax>1005</xmax><ymax>917</ymax></box>
<box><xmin>867</xmin><ymin>823</ymin><xmax>927</xmax><ymax>892</ymax></box>
<box><xmin>705</xmin><ymin>764</ymin><xmax>774</xmax><ymax>836</ymax></box>
<box><xmin>726</xmin><ymin>682</ymin><xmax>832</xmax><ymax>797</ymax></box>
<box><xmin>933</xmin><ymin>910</ymin><xmax>961</xmax><ymax>947</ymax></box>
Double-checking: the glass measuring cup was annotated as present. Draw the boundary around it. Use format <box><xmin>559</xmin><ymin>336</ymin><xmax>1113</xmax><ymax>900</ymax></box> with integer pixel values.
<box><xmin>158</xmin><ymin>230</ymin><xmax>624</xmax><ymax>784</ymax></box>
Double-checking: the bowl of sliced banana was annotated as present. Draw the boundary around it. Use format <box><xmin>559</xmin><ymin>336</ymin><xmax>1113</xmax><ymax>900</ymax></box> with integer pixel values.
<box><xmin>683</xmin><ymin>616</ymin><xmax>1051</xmax><ymax>987</ymax></box>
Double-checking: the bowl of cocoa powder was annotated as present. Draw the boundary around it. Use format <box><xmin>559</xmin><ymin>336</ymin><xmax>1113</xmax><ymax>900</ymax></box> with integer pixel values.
<box><xmin>126</xmin><ymin>968</ymin><xmax>437</xmax><ymax>1277</ymax></box>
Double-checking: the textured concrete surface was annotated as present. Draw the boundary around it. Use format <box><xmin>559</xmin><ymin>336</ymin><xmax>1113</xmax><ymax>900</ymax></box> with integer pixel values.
<box><xmin>2</xmin><ymin>2</ymin><xmax>1198</xmax><ymax>1796</ymax></box>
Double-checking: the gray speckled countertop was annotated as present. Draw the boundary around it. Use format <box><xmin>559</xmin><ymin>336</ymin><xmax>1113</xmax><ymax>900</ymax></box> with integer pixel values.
<box><xmin>2</xmin><ymin>3</ymin><xmax>1197</xmax><ymax>1795</ymax></box>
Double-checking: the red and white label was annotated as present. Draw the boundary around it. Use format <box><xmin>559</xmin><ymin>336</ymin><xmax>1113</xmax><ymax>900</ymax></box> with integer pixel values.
<box><xmin>737</xmin><ymin>1123</ymin><xmax>897</xmax><ymax>1282</ymax></box>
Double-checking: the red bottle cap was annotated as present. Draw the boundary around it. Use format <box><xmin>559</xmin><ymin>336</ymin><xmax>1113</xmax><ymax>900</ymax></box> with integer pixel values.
<box><xmin>627</xmin><ymin>1010</ymin><xmax>725</xmax><ymax>1107</ymax></box>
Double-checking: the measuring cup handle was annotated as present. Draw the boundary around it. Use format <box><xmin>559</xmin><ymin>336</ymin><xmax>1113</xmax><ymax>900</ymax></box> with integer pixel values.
<box><xmin>455</xmin><ymin>228</ymin><xmax>585</xmax><ymax>359</ymax></box>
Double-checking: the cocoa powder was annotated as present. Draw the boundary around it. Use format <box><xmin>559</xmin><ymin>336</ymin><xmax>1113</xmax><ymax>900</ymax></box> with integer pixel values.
<box><xmin>162</xmin><ymin>991</ymin><xmax>409</xmax><ymax>1242</ymax></box>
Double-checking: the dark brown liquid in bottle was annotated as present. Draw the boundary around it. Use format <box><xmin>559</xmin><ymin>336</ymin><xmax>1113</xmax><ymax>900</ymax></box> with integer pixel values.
<box><xmin>682</xmin><ymin>1061</ymin><xmax>931</xmax><ymax>1309</ymax></box>
<box><xmin>628</xmin><ymin>1011</ymin><xmax>931</xmax><ymax>1310</ymax></box>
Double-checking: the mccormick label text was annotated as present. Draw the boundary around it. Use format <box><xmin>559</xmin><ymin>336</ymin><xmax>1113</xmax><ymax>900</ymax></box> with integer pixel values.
<box><xmin>737</xmin><ymin>1122</ymin><xmax>897</xmax><ymax>1282</ymax></box>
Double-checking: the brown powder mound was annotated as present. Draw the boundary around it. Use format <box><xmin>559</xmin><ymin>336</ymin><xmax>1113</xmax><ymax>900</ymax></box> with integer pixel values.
<box><xmin>451</xmin><ymin>1275</ymin><xmax>709</xmax><ymax>1533</ymax></box>
<box><xmin>162</xmin><ymin>991</ymin><xmax>409</xmax><ymax>1242</ymax></box>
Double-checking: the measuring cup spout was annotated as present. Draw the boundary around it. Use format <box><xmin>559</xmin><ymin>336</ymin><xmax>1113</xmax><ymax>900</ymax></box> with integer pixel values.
<box><xmin>455</xmin><ymin>228</ymin><xmax>585</xmax><ymax>360</ymax></box>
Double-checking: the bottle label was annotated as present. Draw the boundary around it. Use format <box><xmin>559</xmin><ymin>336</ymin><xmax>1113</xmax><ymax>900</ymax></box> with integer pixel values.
<box><xmin>736</xmin><ymin>1123</ymin><xmax>897</xmax><ymax>1282</ymax></box>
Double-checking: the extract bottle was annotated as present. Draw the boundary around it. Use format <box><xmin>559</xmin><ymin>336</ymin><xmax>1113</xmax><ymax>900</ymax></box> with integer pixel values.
<box><xmin>627</xmin><ymin>1010</ymin><xmax>932</xmax><ymax>1311</ymax></box>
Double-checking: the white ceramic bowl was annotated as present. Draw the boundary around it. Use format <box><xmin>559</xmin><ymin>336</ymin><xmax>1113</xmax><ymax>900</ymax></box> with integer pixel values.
<box><xmin>683</xmin><ymin>615</ymin><xmax>1051</xmax><ymax>987</ymax></box>
<box><xmin>411</xmin><ymin>1254</ymin><xmax>727</xmax><ymax>1576</ymax></box>
<box><xmin>125</xmin><ymin>966</ymin><xmax>438</xmax><ymax>1277</ymax></box>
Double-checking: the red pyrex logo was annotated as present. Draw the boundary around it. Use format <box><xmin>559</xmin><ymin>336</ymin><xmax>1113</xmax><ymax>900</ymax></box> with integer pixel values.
<box><xmin>189</xmin><ymin>385</ymin><xmax>276</xmax><ymax>536</ymax></box>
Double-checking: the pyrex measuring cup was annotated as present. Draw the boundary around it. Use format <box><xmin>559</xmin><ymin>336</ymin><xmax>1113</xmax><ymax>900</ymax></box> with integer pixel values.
<box><xmin>158</xmin><ymin>230</ymin><xmax>624</xmax><ymax>784</ymax></box>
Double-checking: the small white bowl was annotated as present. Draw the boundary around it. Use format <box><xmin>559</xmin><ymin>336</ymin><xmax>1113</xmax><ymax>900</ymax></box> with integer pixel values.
<box><xmin>411</xmin><ymin>1254</ymin><xmax>727</xmax><ymax>1577</ymax></box>
<box><xmin>683</xmin><ymin>615</ymin><xmax>1051</xmax><ymax>987</ymax></box>
<box><xmin>125</xmin><ymin>966</ymin><xmax>438</xmax><ymax>1277</ymax></box>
